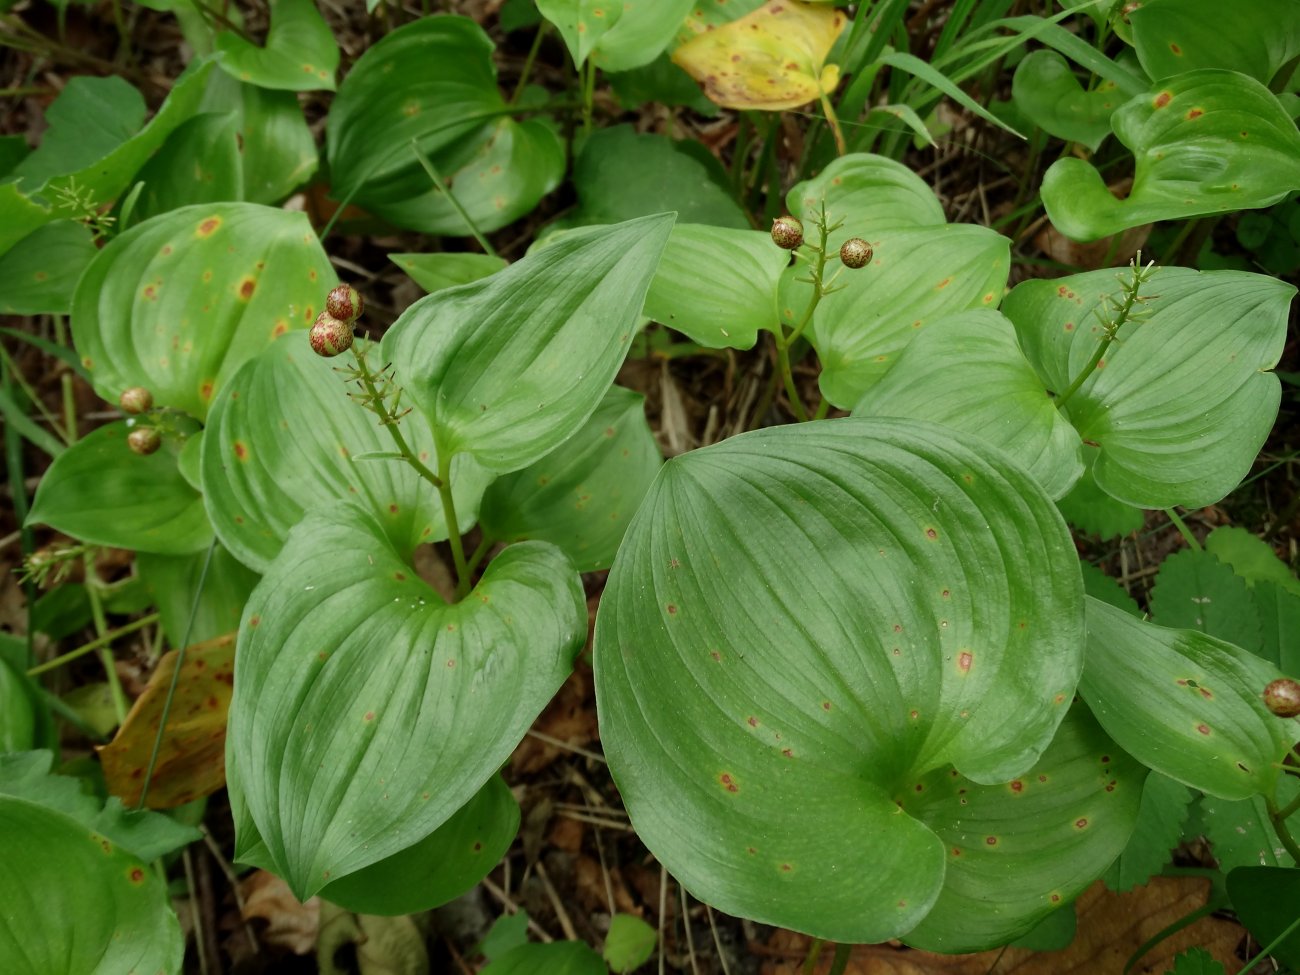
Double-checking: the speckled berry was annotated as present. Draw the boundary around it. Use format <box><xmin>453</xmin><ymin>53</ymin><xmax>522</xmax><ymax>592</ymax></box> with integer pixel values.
<box><xmin>127</xmin><ymin>426</ymin><xmax>161</xmax><ymax>456</ymax></box>
<box><xmin>119</xmin><ymin>387</ymin><xmax>153</xmax><ymax>415</ymax></box>
<box><xmin>310</xmin><ymin>313</ymin><xmax>354</xmax><ymax>357</ymax></box>
<box><xmin>771</xmin><ymin>216</ymin><xmax>804</xmax><ymax>250</ymax></box>
<box><xmin>840</xmin><ymin>237</ymin><xmax>873</xmax><ymax>269</ymax></box>
<box><xmin>1264</xmin><ymin>678</ymin><xmax>1300</xmax><ymax>718</ymax></box>
<box><xmin>326</xmin><ymin>284</ymin><xmax>364</xmax><ymax>323</ymax></box>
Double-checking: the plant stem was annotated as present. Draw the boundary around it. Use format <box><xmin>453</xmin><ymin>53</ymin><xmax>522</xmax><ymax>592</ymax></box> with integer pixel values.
<box><xmin>802</xmin><ymin>939</ymin><xmax>824</xmax><ymax>975</ymax></box>
<box><xmin>438</xmin><ymin>450</ymin><xmax>471</xmax><ymax>600</ymax></box>
<box><xmin>27</xmin><ymin>613</ymin><xmax>161</xmax><ymax>676</ymax></box>
<box><xmin>410</xmin><ymin>140</ymin><xmax>498</xmax><ymax>258</ymax></box>
<box><xmin>511</xmin><ymin>20</ymin><xmax>550</xmax><ymax>105</ymax></box>
<box><xmin>820</xmin><ymin>92</ymin><xmax>847</xmax><ymax>156</ymax></box>
<box><xmin>139</xmin><ymin>540</ymin><xmax>216</xmax><ymax>810</ymax></box>
<box><xmin>84</xmin><ymin>558</ymin><xmax>130</xmax><ymax>725</ymax></box>
<box><xmin>1054</xmin><ymin>255</ymin><xmax>1155</xmax><ymax>409</ymax></box>
<box><xmin>1238</xmin><ymin>911</ymin><xmax>1300</xmax><ymax>973</ymax></box>
<box><xmin>774</xmin><ymin>202</ymin><xmax>841</xmax><ymax>422</ymax></box>
<box><xmin>1276</xmin><ymin>790</ymin><xmax>1300</xmax><ymax>822</ymax></box>
<box><xmin>827</xmin><ymin>943</ymin><xmax>852</xmax><ymax>975</ymax></box>
<box><xmin>775</xmin><ymin>340</ymin><xmax>809</xmax><ymax>422</ymax></box>
<box><xmin>581</xmin><ymin>58</ymin><xmax>597</xmax><ymax>138</ymax></box>
<box><xmin>1164</xmin><ymin>508</ymin><xmax>1202</xmax><ymax>552</ymax></box>
<box><xmin>53</xmin><ymin>316</ymin><xmax>77</xmax><ymax>445</ymax></box>
<box><xmin>350</xmin><ymin>347</ymin><xmax>444</xmax><ymax>490</ymax></box>
<box><xmin>1267</xmin><ymin>793</ymin><xmax>1300</xmax><ymax>864</ymax></box>
<box><xmin>467</xmin><ymin>536</ymin><xmax>493</xmax><ymax>575</ymax></box>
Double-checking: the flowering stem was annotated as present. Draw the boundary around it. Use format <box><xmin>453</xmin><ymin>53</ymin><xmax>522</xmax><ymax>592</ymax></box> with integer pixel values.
<box><xmin>775</xmin><ymin>202</ymin><xmax>841</xmax><ymax>422</ymax></box>
<box><xmin>350</xmin><ymin>346</ymin><xmax>444</xmax><ymax>490</ymax></box>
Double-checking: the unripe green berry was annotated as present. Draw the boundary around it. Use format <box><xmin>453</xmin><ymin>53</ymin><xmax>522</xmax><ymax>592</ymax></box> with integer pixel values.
<box><xmin>771</xmin><ymin>216</ymin><xmax>804</xmax><ymax>250</ymax></box>
<box><xmin>310</xmin><ymin>313</ymin><xmax>354</xmax><ymax>357</ymax></box>
<box><xmin>326</xmin><ymin>283</ymin><xmax>364</xmax><ymax>323</ymax></box>
<box><xmin>1263</xmin><ymin>678</ymin><xmax>1300</xmax><ymax>718</ymax></box>
<box><xmin>119</xmin><ymin>386</ymin><xmax>153</xmax><ymax>415</ymax></box>
<box><xmin>127</xmin><ymin>426</ymin><xmax>161</xmax><ymax>456</ymax></box>
<box><xmin>839</xmin><ymin>237</ymin><xmax>873</xmax><ymax>269</ymax></box>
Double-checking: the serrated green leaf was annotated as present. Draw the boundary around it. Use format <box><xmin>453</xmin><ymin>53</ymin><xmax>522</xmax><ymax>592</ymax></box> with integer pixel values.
<box><xmin>604</xmin><ymin>913</ymin><xmax>656</xmax><ymax>973</ymax></box>
<box><xmin>10</xmin><ymin>76</ymin><xmax>146</xmax><ymax>189</ymax></box>
<box><xmin>321</xmin><ymin>775</ymin><xmax>519</xmax><ymax>916</ymax></box>
<box><xmin>1130</xmin><ymin>0</ymin><xmax>1300</xmax><ymax>86</ymax></box>
<box><xmin>0</xmin><ymin>220</ymin><xmax>96</xmax><ymax>315</ymax></box>
<box><xmin>1003</xmin><ymin>267</ymin><xmax>1293</xmax><ymax>509</ymax></box>
<box><xmin>214</xmin><ymin>0</ymin><xmax>339</xmax><ymax>91</ymax></box>
<box><xmin>229</xmin><ymin>509</ymin><xmax>584</xmax><ymax>899</ymax></box>
<box><xmin>853</xmin><ymin>309</ymin><xmax>1083</xmax><ymax>500</ymax></box>
<box><xmin>590</xmin><ymin>0</ymin><xmax>694</xmax><ymax>71</ymax></box>
<box><xmin>71</xmin><ymin>202</ymin><xmax>335</xmax><ymax>421</ymax></box>
<box><xmin>901</xmin><ymin>705</ymin><xmax>1144</xmax><ymax>952</ymax></box>
<box><xmin>1164</xmin><ymin>947</ymin><xmax>1226</xmax><ymax>975</ymax></box>
<box><xmin>383</xmin><ymin>214</ymin><xmax>673</xmax><ymax>475</ymax></box>
<box><xmin>1193</xmin><ymin>775</ymin><xmax>1298</xmax><ymax>872</ymax></box>
<box><xmin>562</xmin><ymin>125</ymin><xmax>747</xmax><ymax>229</ymax></box>
<box><xmin>643</xmin><ymin>224</ymin><xmax>787</xmax><ymax>349</ymax></box>
<box><xmin>537</xmin><ymin>0</ymin><xmax>623</xmax><ymax>68</ymax></box>
<box><xmin>1103</xmin><ymin>772</ymin><xmax>1192</xmax><ymax>892</ymax></box>
<box><xmin>131</xmin><ymin>112</ymin><xmax>244</xmax><ymax>222</ymax></box>
<box><xmin>1080</xmin><ymin>597</ymin><xmax>1296</xmax><ymax>800</ymax></box>
<box><xmin>137</xmin><ymin>544</ymin><xmax>258</xmax><ymax>646</ymax></box>
<box><xmin>1226</xmin><ymin>866</ymin><xmax>1300</xmax><ymax>968</ymax></box>
<box><xmin>595</xmin><ymin>417</ymin><xmax>1084</xmax><ymax>942</ymax></box>
<box><xmin>786</xmin><ymin>152</ymin><xmax>947</xmax><ymax>242</ymax></box>
<box><xmin>1251</xmin><ymin>581</ymin><xmax>1300</xmax><ymax>674</ymax></box>
<box><xmin>481</xmin><ymin>911</ymin><xmax>531</xmax><ymax>961</ymax></box>
<box><xmin>1205</xmin><ymin>526</ymin><xmax>1300</xmax><ymax>598</ymax></box>
<box><xmin>391</xmin><ymin>252</ymin><xmax>507</xmax><ymax>294</ymax></box>
<box><xmin>0</xmin><ymin>60</ymin><xmax>214</xmax><ymax>258</ymax></box>
<box><xmin>1043</xmin><ymin>71</ymin><xmax>1300</xmax><ymax>241</ymax></box>
<box><xmin>1079</xmin><ymin>561</ymin><xmax>1142</xmax><ymax>617</ymax></box>
<box><xmin>1056</xmin><ymin>450</ymin><xmax>1145</xmax><ymax>539</ymax></box>
<box><xmin>1151</xmin><ymin>549</ymin><xmax>1264</xmax><ymax>654</ymax></box>
<box><xmin>1012</xmin><ymin>50</ymin><xmax>1120</xmax><ymax>150</ymax></box>
<box><xmin>802</xmin><ymin>224</ymin><xmax>1010</xmax><ymax>407</ymax></box>
<box><xmin>479</xmin><ymin>386</ymin><xmax>661</xmax><ymax>571</ymax></box>
<box><xmin>482</xmin><ymin>941</ymin><xmax>607</xmax><ymax>975</ymax></box>
<box><xmin>201</xmin><ymin>335</ymin><xmax>491</xmax><ymax>573</ymax></box>
<box><xmin>27</xmin><ymin>419</ymin><xmax>211</xmax><ymax>555</ymax></box>
<box><xmin>0</xmin><ymin>796</ymin><xmax>183</xmax><ymax>975</ymax></box>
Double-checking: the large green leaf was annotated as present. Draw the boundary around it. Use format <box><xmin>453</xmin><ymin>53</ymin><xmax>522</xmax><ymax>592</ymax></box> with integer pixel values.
<box><xmin>201</xmin><ymin>335</ymin><xmax>490</xmax><ymax>573</ymax></box>
<box><xmin>382</xmin><ymin>214</ymin><xmax>673</xmax><ymax>475</ymax></box>
<box><xmin>1226</xmin><ymin>866</ymin><xmax>1300</xmax><ymax>968</ymax></box>
<box><xmin>1002</xmin><ymin>267</ymin><xmax>1293</xmax><ymax>509</ymax></box>
<box><xmin>320</xmin><ymin>775</ymin><xmax>519</xmax><ymax>916</ymax></box>
<box><xmin>562</xmin><ymin>125</ymin><xmax>747</xmax><ymax>229</ymax></box>
<box><xmin>71</xmin><ymin>202</ymin><xmax>336</xmax><ymax>421</ymax></box>
<box><xmin>804</xmin><ymin>224</ymin><xmax>1010</xmax><ymax>407</ymax></box>
<box><xmin>326</xmin><ymin>16</ymin><xmax>559</xmax><ymax>235</ymax></box>
<box><xmin>642</xmin><ymin>224</ymin><xmax>787</xmax><ymax>349</ymax></box>
<box><xmin>1012</xmin><ymin>50</ymin><xmax>1120</xmax><ymax>151</ymax></box>
<box><xmin>390</xmin><ymin>252</ymin><xmax>507</xmax><ymax>294</ymax></box>
<box><xmin>1079</xmin><ymin>598</ymin><xmax>1296</xmax><ymax>800</ymax></box>
<box><xmin>0</xmin><ymin>796</ymin><xmax>183</xmax><ymax>975</ymax></box>
<box><xmin>0</xmin><ymin>220</ymin><xmax>96</xmax><ymax>315</ymax></box>
<box><xmin>214</xmin><ymin>0</ymin><xmax>339</xmax><ymax>91</ymax></box>
<box><xmin>229</xmin><ymin>510</ymin><xmax>584</xmax><ymax>899</ymax></box>
<box><xmin>595</xmin><ymin>417</ymin><xmax>1084</xmax><ymax>942</ymax></box>
<box><xmin>1129</xmin><ymin>0</ymin><xmax>1300</xmax><ymax>86</ymax></box>
<box><xmin>27</xmin><ymin>419</ymin><xmax>212</xmax><ymax>555</ymax></box>
<box><xmin>537</xmin><ymin>0</ymin><xmax>623</xmax><ymax>68</ymax></box>
<box><xmin>1194</xmin><ymin>775</ymin><xmax>1299</xmax><ymax>872</ymax></box>
<box><xmin>1103</xmin><ymin>772</ymin><xmax>1193</xmax><ymax>892</ymax></box>
<box><xmin>786</xmin><ymin>153</ymin><xmax>947</xmax><ymax>243</ymax></box>
<box><xmin>1043</xmin><ymin>71</ymin><xmax>1300</xmax><ymax>241</ymax></box>
<box><xmin>900</xmin><ymin>705</ymin><xmax>1145</xmax><ymax>952</ymax></box>
<box><xmin>853</xmin><ymin>309</ymin><xmax>1083</xmax><ymax>500</ymax></box>
<box><xmin>131</xmin><ymin>112</ymin><xmax>244</xmax><ymax>222</ymax></box>
<box><xmin>9</xmin><ymin>76</ymin><xmax>145</xmax><ymax>189</ymax></box>
<box><xmin>589</xmin><ymin>0</ymin><xmax>694</xmax><ymax>71</ymax></box>
<box><xmin>479</xmin><ymin>385</ymin><xmax>661</xmax><ymax>572</ymax></box>
<box><xmin>0</xmin><ymin>60</ymin><xmax>214</xmax><ymax>258</ymax></box>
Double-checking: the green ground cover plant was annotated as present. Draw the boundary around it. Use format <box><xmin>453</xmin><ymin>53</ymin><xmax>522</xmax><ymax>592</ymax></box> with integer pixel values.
<box><xmin>1</xmin><ymin>0</ymin><xmax>1299</xmax><ymax>972</ymax></box>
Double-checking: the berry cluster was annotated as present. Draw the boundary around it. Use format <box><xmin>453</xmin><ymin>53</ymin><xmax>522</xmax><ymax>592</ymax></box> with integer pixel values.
<box><xmin>311</xmin><ymin>284</ymin><xmax>365</xmax><ymax>357</ymax></box>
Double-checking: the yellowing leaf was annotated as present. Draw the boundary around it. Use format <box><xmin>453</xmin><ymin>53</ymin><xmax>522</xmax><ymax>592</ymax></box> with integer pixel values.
<box><xmin>672</xmin><ymin>1</ymin><xmax>848</xmax><ymax>111</ymax></box>
<box><xmin>98</xmin><ymin>634</ymin><xmax>235</xmax><ymax>809</ymax></box>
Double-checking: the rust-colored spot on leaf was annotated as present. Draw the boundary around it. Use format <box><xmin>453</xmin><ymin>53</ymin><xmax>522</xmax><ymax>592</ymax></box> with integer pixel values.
<box><xmin>1153</xmin><ymin>91</ymin><xmax>1172</xmax><ymax>108</ymax></box>
<box><xmin>1196</xmin><ymin>723</ymin><xmax>1211</xmax><ymax>735</ymax></box>
<box><xmin>197</xmin><ymin>216</ymin><xmax>222</xmax><ymax>237</ymax></box>
<box><xmin>364</xmin><ymin>711</ymin><xmax>376</xmax><ymax>722</ymax></box>
<box><xmin>233</xmin><ymin>441</ymin><xmax>248</xmax><ymax>461</ymax></box>
<box><xmin>1185</xmin><ymin>107</ymin><xmax>1203</xmax><ymax>120</ymax></box>
<box><xmin>238</xmin><ymin>277</ymin><xmax>256</xmax><ymax>300</ymax></box>
<box><xmin>1010</xmin><ymin>780</ymin><xmax>1023</xmax><ymax>793</ymax></box>
<box><xmin>720</xmin><ymin>772</ymin><xmax>739</xmax><ymax>793</ymax></box>
<box><xmin>958</xmin><ymin>651</ymin><xmax>973</xmax><ymax>673</ymax></box>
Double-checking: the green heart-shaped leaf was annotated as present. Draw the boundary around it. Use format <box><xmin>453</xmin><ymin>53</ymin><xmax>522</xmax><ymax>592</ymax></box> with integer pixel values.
<box><xmin>214</xmin><ymin>0</ymin><xmax>339</xmax><ymax>91</ymax></box>
<box><xmin>595</xmin><ymin>417</ymin><xmax>1084</xmax><ymax>942</ymax></box>
<box><xmin>1042</xmin><ymin>71</ymin><xmax>1300</xmax><ymax>241</ymax></box>
<box><xmin>643</xmin><ymin>224</ymin><xmax>787</xmax><ymax>349</ymax></box>
<box><xmin>804</xmin><ymin>224</ymin><xmax>1010</xmax><ymax>407</ymax></box>
<box><xmin>1012</xmin><ymin>50</ymin><xmax>1120</xmax><ymax>151</ymax></box>
<box><xmin>320</xmin><ymin>775</ymin><xmax>519</xmax><ymax>916</ymax></box>
<box><xmin>383</xmin><ymin>214</ymin><xmax>673</xmax><ymax>475</ymax></box>
<box><xmin>537</xmin><ymin>0</ymin><xmax>623</xmax><ymax>68</ymax></box>
<box><xmin>229</xmin><ymin>508</ymin><xmax>584</xmax><ymax>899</ymax></box>
<box><xmin>1003</xmin><ymin>266</ymin><xmax>1293</xmax><ymax>509</ymax></box>
<box><xmin>71</xmin><ymin>202</ymin><xmax>336</xmax><ymax>421</ymax></box>
<box><xmin>589</xmin><ymin>0</ymin><xmax>695</xmax><ymax>71</ymax></box>
<box><xmin>786</xmin><ymin>152</ymin><xmax>947</xmax><ymax>241</ymax></box>
<box><xmin>28</xmin><ymin>419</ymin><xmax>211</xmax><ymax>555</ymax></box>
<box><xmin>479</xmin><ymin>385</ymin><xmax>662</xmax><ymax>571</ymax></box>
<box><xmin>852</xmin><ymin>309</ymin><xmax>1083</xmax><ymax>500</ymax></box>
<box><xmin>0</xmin><ymin>221</ymin><xmax>96</xmax><ymax>315</ymax></box>
<box><xmin>0</xmin><ymin>796</ymin><xmax>183</xmax><ymax>975</ymax></box>
<box><xmin>202</xmin><ymin>335</ymin><xmax>491</xmax><ymax>572</ymax></box>
<box><xmin>1129</xmin><ymin>0</ymin><xmax>1300</xmax><ymax>86</ymax></box>
<box><xmin>9</xmin><ymin>76</ymin><xmax>145</xmax><ymax>189</ymax></box>
<box><xmin>1080</xmin><ymin>597</ymin><xmax>1297</xmax><ymax>800</ymax></box>
<box><xmin>132</xmin><ymin>112</ymin><xmax>244</xmax><ymax>222</ymax></box>
<box><xmin>900</xmin><ymin>705</ymin><xmax>1145</xmax><ymax>952</ymax></box>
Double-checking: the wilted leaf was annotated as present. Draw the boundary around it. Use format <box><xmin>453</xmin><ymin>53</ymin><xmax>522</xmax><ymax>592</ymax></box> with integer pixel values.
<box><xmin>241</xmin><ymin>869</ymin><xmax>320</xmax><ymax>954</ymax></box>
<box><xmin>673</xmin><ymin>1</ymin><xmax>848</xmax><ymax>111</ymax></box>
